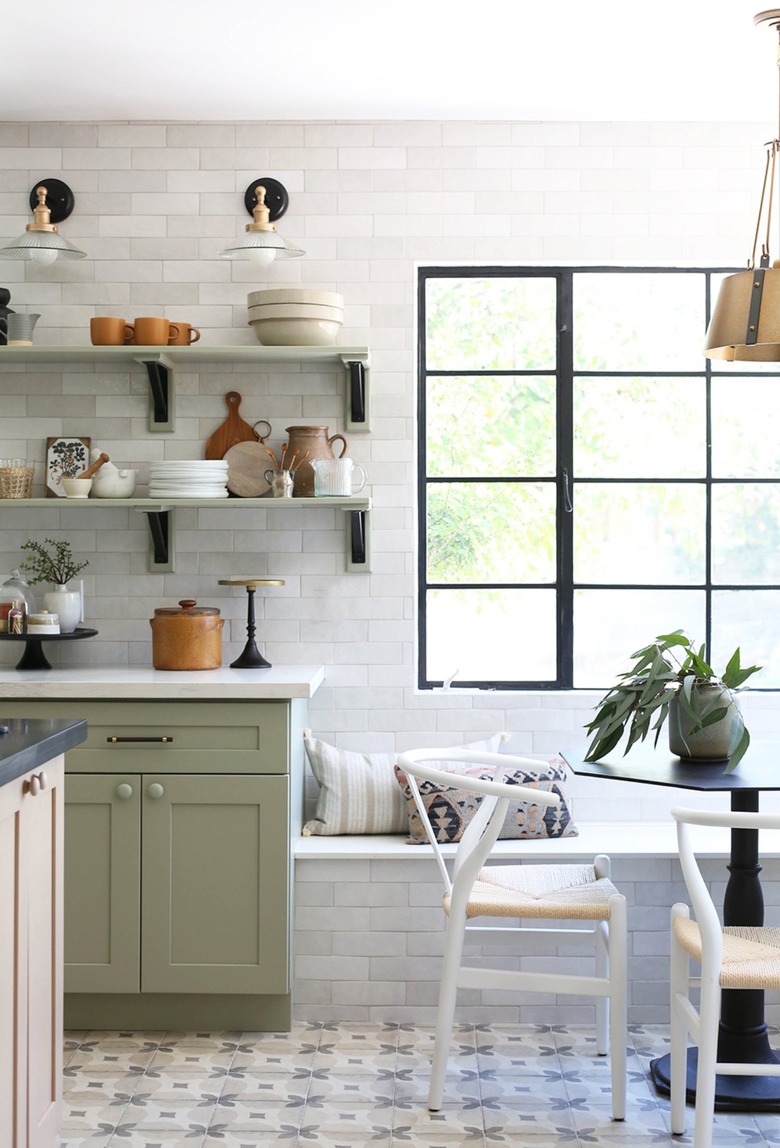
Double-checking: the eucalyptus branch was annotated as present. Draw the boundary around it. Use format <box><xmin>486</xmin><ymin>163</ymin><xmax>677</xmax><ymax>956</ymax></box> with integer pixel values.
<box><xmin>20</xmin><ymin>538</ymin><xmax>89</xmax><ymax>585</ymax></box>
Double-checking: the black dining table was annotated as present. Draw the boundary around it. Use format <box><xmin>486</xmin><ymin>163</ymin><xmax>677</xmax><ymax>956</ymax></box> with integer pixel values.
<box><xmin>561</xmin><ymin>743</ymin><xmax>780</xmax><ymax>1112</ymax></box>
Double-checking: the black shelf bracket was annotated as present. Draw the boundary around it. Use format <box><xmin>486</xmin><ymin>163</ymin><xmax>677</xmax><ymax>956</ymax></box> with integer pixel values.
<box><xmin>340</xmin><ymin>353</ymin><xmax>370</xmax><ymax>431</ymax></box>
<box><xmin>143</xmin><ymin>510</ymin><xmax>174</xmax><ymax>572</ymax></box>
<box><xmin>134</xmin><ymin>354</ymin><xmax>175</xmax><ymax>432</ymax></box>
<box><xmin>347</xmin><ymin>509</ymin><xmax>369</xmax><ymax>570</ymax></box>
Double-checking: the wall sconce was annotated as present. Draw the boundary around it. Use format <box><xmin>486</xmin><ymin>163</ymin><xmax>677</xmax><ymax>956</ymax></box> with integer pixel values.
<box><xmin>704</xmin><ymin>10</ymin><xmax>780</xmax><ymax>361</ymax></box>
<box><xmin>0</xmin><ymin>179</ymin><xmax>87</xmax><ymax>264</ymax></box>
<box><xmin>219</xmin><ymin>178</ymin><xmax>304</xmax><ymax>265</ymax></box>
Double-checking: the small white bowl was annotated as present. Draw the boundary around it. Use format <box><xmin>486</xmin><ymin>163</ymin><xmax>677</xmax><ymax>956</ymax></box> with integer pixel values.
<box><xmin>62</xmin><ymin>477</ymin><xmax>93</xmax><ymax>498</ymax></box>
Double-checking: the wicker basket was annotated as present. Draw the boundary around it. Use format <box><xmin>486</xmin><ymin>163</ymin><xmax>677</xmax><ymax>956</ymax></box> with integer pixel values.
<box><xmin>0</xmin><ymin>466</ymin><xmax>34</xmax><ymax>499</ymax></box>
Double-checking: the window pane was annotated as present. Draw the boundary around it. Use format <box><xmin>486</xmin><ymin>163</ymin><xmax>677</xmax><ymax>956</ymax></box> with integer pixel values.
<box><xmin>712</xmin><ymin>378</ymin><xmax>780</xmax><ymax>477</ymax></box>
<box><xmin>426</xmin><ymin>375</ymin><xmax>556</xmax><ymax>477</ymax></box>
<box><xmin>712</xmin><ymin>485</ymin><xmax>780</xmax><ymax>584</ymax></box>
<box><xmin>427</xmin><ymin>482</ymin><xmax>555</xmax><ymax>583</ymax></box>
<box><xmin>574</xmin><ymin>589</ymin><xmax>705</xmax><ymax>687</ymax></box>
<box><xmin>425</xmin><ymin>276</ymin><xmax>556</xmax><ymax>370</ymax></box>
<box><xmin>575</xmin><ymin>377</ymin><xmax>705</xmax><ymax>478</ymax></box>
<box><xmin>574</xmin><ymin>272</ymin><xmax>705</xmax><ymax>371</ymax></box>
<box><xmin>574</xmin><ymin>483</ymin><xmax>706</xmax><ymax>584</ymax></box>
<box><xmin>427</xmin><ymin>589</ymin><xmax>556</xmax><ymax>682</ymax></box>
<box><xmin>712</xmin><ymin>590</ymin><xmax>780</xmax><ymax>688</ymax></box>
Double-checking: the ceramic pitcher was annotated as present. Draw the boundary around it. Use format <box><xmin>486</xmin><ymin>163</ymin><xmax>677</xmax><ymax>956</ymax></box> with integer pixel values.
<box><xmin>284</xmin><ymin>425</ymin><xmax>348</xmax><ymax>497</ymax></box>
<box><xmin>6</xmin><ymin>312</ymin><xmax>40</xmax><ymax>345</ymax></box>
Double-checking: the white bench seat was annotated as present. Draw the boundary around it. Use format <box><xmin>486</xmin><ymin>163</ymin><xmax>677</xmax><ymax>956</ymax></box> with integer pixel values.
<box><xmin>294</xmin><ymin>820</ymin><xmax>780</xmax><ymax>861</ymax></box>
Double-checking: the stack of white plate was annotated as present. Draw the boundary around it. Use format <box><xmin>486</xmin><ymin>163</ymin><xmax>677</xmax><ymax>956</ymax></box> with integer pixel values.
<box><xmin>149</xmin><ymin>460</ymin><xmax>229</xmax><ymax>499</ymax></box>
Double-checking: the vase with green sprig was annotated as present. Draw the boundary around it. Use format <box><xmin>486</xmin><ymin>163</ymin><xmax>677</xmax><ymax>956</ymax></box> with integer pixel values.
<box><xmin>20</xmin><ymin>538</ymin><xmax>89</xmax><ymax>634</ymax></box>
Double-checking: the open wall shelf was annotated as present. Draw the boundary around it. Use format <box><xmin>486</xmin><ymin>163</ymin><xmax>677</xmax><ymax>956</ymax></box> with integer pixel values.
<box><xmin>0</xmin><ymin>345</ymin><xmax>371</xmax><ymax>432</ymax></box>
<box><xmin>0</xmin><ymin>496</ymin><xmax>372</xmax><ymax>574</ymax></box>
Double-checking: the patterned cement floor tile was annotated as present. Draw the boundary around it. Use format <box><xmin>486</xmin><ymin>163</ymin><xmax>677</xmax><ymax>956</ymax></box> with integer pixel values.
<box><xmin>50</xmin><ymin>1023</ymin><xmax>780</xmax><ymax>1147</ymax></box>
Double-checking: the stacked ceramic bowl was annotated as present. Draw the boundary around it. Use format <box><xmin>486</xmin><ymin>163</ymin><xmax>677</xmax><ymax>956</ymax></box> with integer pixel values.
<box><xmin>149</xmin><ymin>460</ymin><xmax>229</xmax><ymax>499</ymax></box>
<box><xmin>247</xmin><ymin>288</ymin><xmax>344</xmax><ymax>346</ymax></box>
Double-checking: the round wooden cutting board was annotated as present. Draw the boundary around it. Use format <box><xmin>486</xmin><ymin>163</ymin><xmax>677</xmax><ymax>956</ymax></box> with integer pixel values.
<box><xmin>224</xmin><ymin>440</ymin><xmax>271</xmax><ymax>497</ymax></box>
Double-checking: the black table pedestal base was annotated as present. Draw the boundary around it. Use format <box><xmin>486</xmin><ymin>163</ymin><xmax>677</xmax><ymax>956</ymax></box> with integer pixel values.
<box><xmin>650</xmin><ymin>1027</ymin><xmax>780</xmax><ymax>1112</ymax></box>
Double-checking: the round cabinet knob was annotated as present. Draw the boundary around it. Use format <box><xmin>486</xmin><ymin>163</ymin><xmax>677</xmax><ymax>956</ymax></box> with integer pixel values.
<box><xmin>147</xmin><ymin>783</ymin><xmax>165</xmax><ymax>800</ymax></box>
<box><xmin>37</xmin><ymin>771</ymin><xmax>48</xmax><ymax>790</ymax></box>
<box><xmin>116</xmin><ymin>783</ymin><xmax>134</xmax><ymax>800</ymax></box>
<box><xmin>26</xmin><ymin>774</ymin><xmax>40</xmax><ymax>796</ymax></box>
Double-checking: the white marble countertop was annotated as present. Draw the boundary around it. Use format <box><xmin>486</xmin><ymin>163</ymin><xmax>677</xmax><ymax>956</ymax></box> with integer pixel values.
<box><xmin>0</xmin><ymin>665</ymin><xmax>325</xmax><ymax>699</ymax></box>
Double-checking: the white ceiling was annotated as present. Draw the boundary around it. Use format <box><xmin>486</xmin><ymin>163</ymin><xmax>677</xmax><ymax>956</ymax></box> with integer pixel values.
<box><xmin>5</xmin><ymin>0</ymin><xmax>779</xmax><ymax>124</ymax></box>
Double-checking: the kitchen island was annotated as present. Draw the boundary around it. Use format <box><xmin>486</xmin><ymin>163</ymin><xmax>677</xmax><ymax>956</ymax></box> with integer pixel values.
<box><xmin>0</xmin><ymin>716</ymin><xmax>87</xmax><ymax>1148</ymax></box>
<box><xmin>0</xmin><ymin>666</ymin><xmax>324</xmax><ymax>1032</ymax></box>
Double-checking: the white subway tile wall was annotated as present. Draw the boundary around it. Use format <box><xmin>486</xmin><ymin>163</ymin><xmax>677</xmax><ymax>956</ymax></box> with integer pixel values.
<box><xmin>3</xmin><ymin>118</ymin><xmax>780</xmax><ymax>792</ymax></box>
<box><xmin>4</xmin><ymin>119</ymin><xmax>780</xmax><ymax>1025</ymax></box>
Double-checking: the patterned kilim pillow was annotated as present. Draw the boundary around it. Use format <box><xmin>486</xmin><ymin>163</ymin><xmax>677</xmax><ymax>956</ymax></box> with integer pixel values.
<box><xmin>393</xmin><ymin>758</ymin><xmax>578</xmax><ymax>844</ymax></box>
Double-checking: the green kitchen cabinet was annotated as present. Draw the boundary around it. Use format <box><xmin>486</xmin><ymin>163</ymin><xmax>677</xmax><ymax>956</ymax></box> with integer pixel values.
<box><xmin>5</xmin><ymin>696</ymin><xmax>308</xmax><ymax>1031</ymax></box>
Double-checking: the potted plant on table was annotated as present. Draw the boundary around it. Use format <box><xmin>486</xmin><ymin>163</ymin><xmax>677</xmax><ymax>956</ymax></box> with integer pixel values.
<box><xmin>20</xmin><ymin>538</ymin><xmax>89</xmax><ymax>634</ymax></box>
<box><xmin>584</xmin><ymin>630</ymin><xmax>761</xmax><ymax>770</ymax></box>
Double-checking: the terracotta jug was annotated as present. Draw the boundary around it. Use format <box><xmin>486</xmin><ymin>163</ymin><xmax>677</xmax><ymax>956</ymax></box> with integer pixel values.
<box><xmin>285</xmin><ymin>425</ymin><xmax>348</xmax><ymax>496</ymax></box>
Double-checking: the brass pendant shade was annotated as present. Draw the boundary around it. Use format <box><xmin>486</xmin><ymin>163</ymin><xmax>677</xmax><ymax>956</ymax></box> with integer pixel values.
<box><xmin>704</xmin><ymin>266</ymin><xmax>780</xmax><ymax>361</ymax></box>
<box><xmin>704</xmin><ymin>10</ymin><xmax>780</xmax><ymax>362</ymax></box>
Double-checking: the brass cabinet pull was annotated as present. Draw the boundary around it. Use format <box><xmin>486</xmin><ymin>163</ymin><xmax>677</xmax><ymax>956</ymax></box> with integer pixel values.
<box><xmin>107</xmin><ymin>736</ymin><xmax>173</xmax><ymax>743</ymax></box>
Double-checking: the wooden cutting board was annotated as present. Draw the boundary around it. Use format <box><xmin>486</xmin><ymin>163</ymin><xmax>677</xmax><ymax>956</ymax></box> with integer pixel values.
<box><xmin>224</xmin><ymin>440</ymin><xmax>272</xmax><ymax>497</ymax></box>
<box><xmin>204</xmin><ymin>391</ymin><xmax>257</xmax><ymax>459</ymax></box>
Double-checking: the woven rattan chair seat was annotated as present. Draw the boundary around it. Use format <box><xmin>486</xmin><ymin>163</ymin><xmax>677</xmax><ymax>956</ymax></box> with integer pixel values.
<box><xmin>443</xmin><ymin>862</ymin><xmax>618</xmax><ymax>920</ymax></box>
<box><xmin>673</xmin><ymin>917</ymin><xmax>780</xmax><ymax>989</ymax></box>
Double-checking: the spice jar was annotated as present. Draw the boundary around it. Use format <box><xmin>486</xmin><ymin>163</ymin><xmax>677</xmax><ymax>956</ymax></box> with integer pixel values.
<box><xmin>8</xmin><ymin>599</ymin><xmax>26</xmax><ymax>633</ymax></box>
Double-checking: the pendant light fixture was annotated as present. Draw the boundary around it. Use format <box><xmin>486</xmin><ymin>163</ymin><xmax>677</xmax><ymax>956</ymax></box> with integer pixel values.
<box><xmin>705</xmin><ymin>10</ymin><xmax>780</xmax><ymax>361</ymax></box>
<box><xmin>219</xmin><ymin>178</ymin><xmax>304</xmax><ymax>265</ymax></box>
<box><xmin>0</xmin><ymin>180</ymin><xmax>87</xmax><ymax>264</ymax></box>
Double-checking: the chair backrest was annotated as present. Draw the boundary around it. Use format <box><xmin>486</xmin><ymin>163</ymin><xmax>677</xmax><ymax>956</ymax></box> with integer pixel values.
<box><xmin>671</xmin><ymin>806</ymin><xmax>780</xmax><ymax>965</ymax></box>
<box><xmin>397</xmin><ymin>748</ymin><xmax>561</xmax><ymax>899</ymax></box>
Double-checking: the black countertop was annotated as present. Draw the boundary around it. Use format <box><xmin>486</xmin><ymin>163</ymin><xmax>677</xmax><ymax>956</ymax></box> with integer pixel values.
<box><xmin>0</xmin><ymin>716</ymin><xmax>87</xmax><ymax>789</ymax></box>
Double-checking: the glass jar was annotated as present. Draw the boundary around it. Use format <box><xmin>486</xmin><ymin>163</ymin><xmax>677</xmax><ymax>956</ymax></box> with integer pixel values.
<box><xmin>0</xmin><ymin>569</ymin><xmax>35</xmax><ymax>631</ymax></box>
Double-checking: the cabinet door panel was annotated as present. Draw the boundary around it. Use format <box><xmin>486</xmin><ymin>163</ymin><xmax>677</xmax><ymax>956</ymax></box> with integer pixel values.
<box><xmin>26</xmin><ymin>757</ymin><xmax>63</xmax><ymax>1148</ymax></box>
<box><xmin>64</xmin><ymin>774</ymin><xmax>140</xmax><ymax>994</ymax></box>
<box><xmin>142</xmin><ymin>774</ymin><xmax>289</xmax><ymax>994</ymax></box>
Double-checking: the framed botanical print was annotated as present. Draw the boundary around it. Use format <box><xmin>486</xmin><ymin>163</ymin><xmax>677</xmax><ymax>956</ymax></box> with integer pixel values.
<box><xmin>46</xmin><ymin>436</ymin><xmax>91</xmax><ymax>497</ymax></box>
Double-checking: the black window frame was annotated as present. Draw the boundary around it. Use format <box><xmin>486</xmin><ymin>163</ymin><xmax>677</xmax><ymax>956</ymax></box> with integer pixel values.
<box><xmin>416</xmin><ymin>264</ymin><xmax>780</xmax><ymax>692</ymax></box>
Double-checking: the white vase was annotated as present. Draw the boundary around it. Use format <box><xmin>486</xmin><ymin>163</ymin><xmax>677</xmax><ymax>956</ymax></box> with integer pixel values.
<box><xmin>43</xmin><ymin>583</ymin><xmax>82</xmax><ymax>634</ymax></box>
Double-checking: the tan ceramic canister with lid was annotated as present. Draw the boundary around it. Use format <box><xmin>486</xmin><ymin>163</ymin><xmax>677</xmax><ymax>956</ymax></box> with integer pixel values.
<box><xmin>149</xmin><ymin>599</ymin><xmax>224</xmax><ymax>670</ymax></box>
<box><xmin>284</xmin><ymin>425</ymin><xmax>348</xmax><ymax>497</ymax></box>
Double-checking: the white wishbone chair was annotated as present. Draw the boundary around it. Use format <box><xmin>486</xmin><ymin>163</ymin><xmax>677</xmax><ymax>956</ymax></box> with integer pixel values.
<box><xmin>396</xmin><ymin>747</ymin><xmax>627</xmax><ymax>1120</ymax></box>
<box><xmin>670</xmin><ymin>806</ymin><xmax>780</xmax><ymax>1148</ymax></box>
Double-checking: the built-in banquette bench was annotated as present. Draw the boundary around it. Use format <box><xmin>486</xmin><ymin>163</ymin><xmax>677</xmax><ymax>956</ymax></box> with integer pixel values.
<box><xmin>293</xmin><ymin>820</ymin><xmax>780</xmax><ymax>1029</ymax></box>
<box><xmin>292</xmin><ymin>729</ymin><xmax>780</xmax><ymax>1027</ymax></box>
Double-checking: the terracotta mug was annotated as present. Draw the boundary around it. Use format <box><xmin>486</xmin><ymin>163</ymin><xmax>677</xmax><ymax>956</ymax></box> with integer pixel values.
<box><xmin>167</xmin><ymin>322</ymin><xmax>201</xmax><ymax>346</ymax></box>
<box><xmin>128</xmin><ymin>317</ymin><xmax>180</xmax><ymax>346</ymax></box>
<box><xmin>90</xmin><ymin>316</ymin><xmax>134</xmax><ymax>346</ymax></box>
